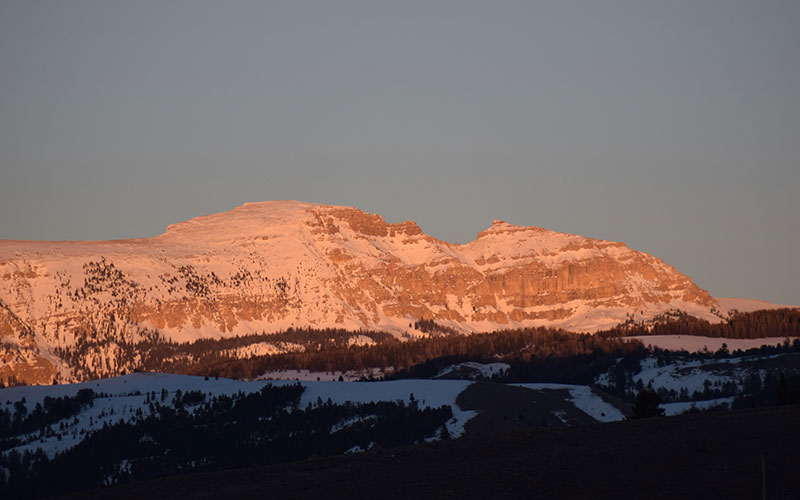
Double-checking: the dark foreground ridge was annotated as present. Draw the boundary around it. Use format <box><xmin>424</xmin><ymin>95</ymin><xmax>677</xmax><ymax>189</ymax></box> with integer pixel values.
<box><xmin>54</xmin><ymin>405</ymin><xmax>800</xmax><ymax>500</ymax></box>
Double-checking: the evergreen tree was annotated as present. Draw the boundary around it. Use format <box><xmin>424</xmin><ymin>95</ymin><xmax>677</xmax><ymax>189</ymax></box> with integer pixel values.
<box><xmin>631</xmin><ymin>388</ymin><xmax>664</xmax><ymax>418</ymax></box>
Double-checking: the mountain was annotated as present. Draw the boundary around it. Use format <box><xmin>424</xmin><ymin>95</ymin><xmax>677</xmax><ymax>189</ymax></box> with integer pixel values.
<box><xmin>0</xmin><ymin>200</ymin><xmax>726</xmax><ymax>383</ymax></box>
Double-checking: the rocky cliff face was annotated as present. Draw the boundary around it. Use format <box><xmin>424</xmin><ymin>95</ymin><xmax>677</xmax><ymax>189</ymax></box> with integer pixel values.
<box><xmin>0</xmin><ymin>201</ymin><xmax>722</xmax><ymax>384</ymax></box>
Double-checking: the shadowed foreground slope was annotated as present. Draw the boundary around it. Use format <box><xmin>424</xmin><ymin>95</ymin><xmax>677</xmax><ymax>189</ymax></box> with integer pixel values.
<box><xmin>54</xmin><ymin>405</ymin><xmax>799</xmax><ymax>500</ymax></box>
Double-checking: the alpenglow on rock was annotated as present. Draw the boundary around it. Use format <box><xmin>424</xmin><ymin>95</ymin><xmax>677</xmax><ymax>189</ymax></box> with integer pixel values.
<box><xmin>1</xmin><ymin>201</ymin><xmax>721</xmax><ymax>383</ymax></box>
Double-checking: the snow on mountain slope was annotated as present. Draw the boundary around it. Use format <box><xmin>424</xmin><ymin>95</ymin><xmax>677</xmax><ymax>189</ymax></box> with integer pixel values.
<box><xmin>0</xmin><ymin>201</ymin><xmax>724</xmax><ymax>383</ymax></box>
<box><xmin>716</xmin><ymin>297</ymin><xmax>797</xmax><ymax>314</ymax></box>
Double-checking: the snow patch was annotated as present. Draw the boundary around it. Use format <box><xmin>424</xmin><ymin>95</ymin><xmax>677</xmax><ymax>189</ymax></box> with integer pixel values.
<box><xmin>662</xmin><ymin>397</ymin><xmax>734</xmax><ymax>416</ymax></box>
<box><xmin>0</xmin><ymin>374</ymin><xmax>478</xmax><ymax>458</ymax></box>
<box><xmin>628</xmin><ymin>335</ymin><xmax>796</xmax><ymax>353</ymax></box>
<box><xmin>435</xmin><ymin>362</ymin><xmax>510</xmax><ymax>379</ymax></box>
<box><xmin>513</xmin><ymin>383</ymin><xmax>625</xmax><ymax>422</ymax></box>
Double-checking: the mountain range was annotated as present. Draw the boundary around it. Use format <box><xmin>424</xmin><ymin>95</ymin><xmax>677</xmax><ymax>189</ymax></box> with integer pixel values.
<box><xmin>0</xmin><ymin>201</ymin><xmax>784</xmax><ymax>384</ymax></box>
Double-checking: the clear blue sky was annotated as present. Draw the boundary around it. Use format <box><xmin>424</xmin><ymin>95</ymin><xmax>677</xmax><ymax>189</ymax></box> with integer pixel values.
<box><xmin>1</xmin><ymin>1</ymin><xmax>798</xmax><ymax>305</ymax></box>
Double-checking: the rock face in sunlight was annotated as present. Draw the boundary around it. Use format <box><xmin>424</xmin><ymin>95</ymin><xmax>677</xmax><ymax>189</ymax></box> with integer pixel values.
<box><xmin>0</xmin><ymin>201</ymin><xmax>721</xmax><ymax>384</ymax></box>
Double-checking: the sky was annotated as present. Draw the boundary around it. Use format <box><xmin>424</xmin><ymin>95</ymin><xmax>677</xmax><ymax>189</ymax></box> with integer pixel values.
<box><xmin>0</xmin><ymin>1</ymin><xmax>798</xmax><ymax>305</ymax></box>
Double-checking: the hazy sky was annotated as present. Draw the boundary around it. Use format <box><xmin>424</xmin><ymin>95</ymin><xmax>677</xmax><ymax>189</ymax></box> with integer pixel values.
<box><xmin>1</xmin><ymin>1</ymin><xmax>798</xmax><ymax>305</ymax></box>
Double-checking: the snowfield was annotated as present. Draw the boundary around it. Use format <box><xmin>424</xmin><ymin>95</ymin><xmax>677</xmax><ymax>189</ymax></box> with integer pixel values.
<box><xmin>716</xmin><ymin>297</ymin><xmax>797</xmax><ymax>314</ymax></box>
<box><xmin>627</xmin><ymin>335</ymin><xmax>794</xmax><ymax>353</ymax></box>
<box><xmin>625</xmin><ymin>357</ymin><xmax>740</xmax><ymax>394</ymax></box>
<box><xmin>299</xmin><ymin>379</ymin><xmax>477</xmax><ymax>438</ymax></box>
<box><xmin>661</xmin><ymin>397</ymin><xmax>736</xmax><ymax>416</ymax></box>
<box><xmin>6</xmin><ymin>346</ymin><xmax>790</xmax><ymax>465</ymax></box>
<box><xmin>435</xmin><ymin>362</ymin><xmax>510</xmax><ymax>379</ymax></box>
<box><xmin>0</xmin><ymin>372</ymin><xmax>630</xmax><ymax>462</ymax></box>
<box><xmin>0</xmin><ymin>374</ymin><xmax>476</xmax><ymax>459</ymax></box>
<box><xmin>593</xmin><ymin>347</ymin><xmax>799</xmax><ymax>415</ymax></box>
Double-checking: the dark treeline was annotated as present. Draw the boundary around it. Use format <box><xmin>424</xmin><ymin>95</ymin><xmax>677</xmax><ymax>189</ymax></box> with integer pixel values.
<box><xmin>0</xmin><ymin>384</ymin><xmax>452</xmax><ymax>499</ymax></box>
<box><xmin>52</xmin><ymin>327</ymin><xmax>398</xmax><ymax>381</ymax></box>
<box><xmin>655</xmin><ymin>365</ymin><xmax>800</xmax><ymax>414</ymax></box>
<box><xmin>0</xmin><ymin>389</ymin><xmax>96</xmax><ymax>447</ymax></box>
<box><xmin>44</xmin><ymin>308</ymin><xmax>800</xmax><ymax>383</ymax></box>
<box><xmin>387</xmin><ymin>339</ymin><xmax>800</xmax><ymax>405</ymax></box>
<box><xmin>731</xmin><ymin>370</ymin><xmax>800</xmax><ymax>409</ymax></box>
<box><xmin>190</xmin><ymin>328</ymin><xmax>642</xmax><ymax>380</ymax></box>
<box><xmin>596</xmin><ymin>308</ymin><xmax>800</xmax><ymax>339</ymax></box>
<box><xmin>188</xmin><ymin>309</ymin><xmax>799</xmax><ymax>382</ymax></box>
<box><xmin>413</xmin><ymin>319</ymin><xmax>461</xmax><ymax>336</ymax></box>
<box><xmin>599</xmin><ymin>341</ymin><xmax>800</xmax><ymax>403</ymax></box>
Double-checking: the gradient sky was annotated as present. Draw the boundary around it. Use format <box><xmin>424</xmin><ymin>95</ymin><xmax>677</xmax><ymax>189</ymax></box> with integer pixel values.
<box><xmin>1</xmin><ymin>1</ymin><xmax>798</xmax><ymax>305</ymax></box>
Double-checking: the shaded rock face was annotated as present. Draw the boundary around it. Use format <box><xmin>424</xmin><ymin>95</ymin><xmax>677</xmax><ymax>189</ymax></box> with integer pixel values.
<box><xmin>0</xmin><ymin>201</ymin><xmax>719</xmax><ymax>384</ymax></box>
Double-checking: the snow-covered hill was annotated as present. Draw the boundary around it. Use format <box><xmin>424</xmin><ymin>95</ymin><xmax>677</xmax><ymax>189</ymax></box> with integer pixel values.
<box><xmin>594</xmin><ymin>349</ymin><xmax>800</xmax><ymax>415</ymax></box>
<box><xmin>0</xmin><ymin>373</ymin><xmax>622</xmax><ymax>462</ymax></box>
<box><xmin>0</xmin><ymin>201</ymin><xmax>732</xmax><ymax>383</ymax></box>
